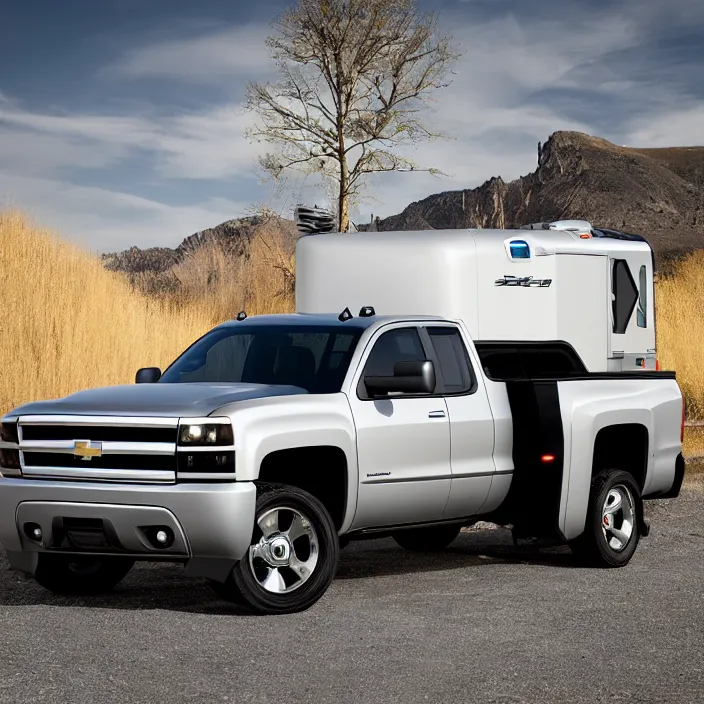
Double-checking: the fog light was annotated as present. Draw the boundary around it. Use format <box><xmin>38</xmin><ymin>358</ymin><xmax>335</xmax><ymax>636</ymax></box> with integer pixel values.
<box><xmin>24</xmin><ymin>522</ymin><xmax>43</xmax><ymax>543</ymax></box>
<box><xmin>142</xmin><ymin>525</ymin><xmax>175</xmax><ymax>549</ymax></box>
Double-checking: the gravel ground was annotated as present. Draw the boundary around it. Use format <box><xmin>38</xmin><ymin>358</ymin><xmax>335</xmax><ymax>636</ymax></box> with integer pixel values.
<box><xmin>0</xmin><ymin>483</ymin><xmax>702</xmax><ymax>704</ymax></box>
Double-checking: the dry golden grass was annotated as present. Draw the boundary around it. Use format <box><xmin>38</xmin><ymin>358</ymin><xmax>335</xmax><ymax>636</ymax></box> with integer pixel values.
<box><xmin>0</xmin><ymin>211</ymin><xmax>293</xmax><ymax>414</ymax></box>
<box><xmin>683</xmin><ymin>426</ymin><xmax>704</xmax><ymax>460</ymax></box>
<box><xmin>168</xmin><ymin>221</ymin><xmax>295</xmax><ymax>321</ymax></box>
<box><xmin>0</xmin><ymin>209</ymin><xmax>702</xmax><ymax>424</ymax></box>
<box><xmin>656</xmin><ymin>250</ymin><xmax>704</xmax><ymax>420</ymax></box>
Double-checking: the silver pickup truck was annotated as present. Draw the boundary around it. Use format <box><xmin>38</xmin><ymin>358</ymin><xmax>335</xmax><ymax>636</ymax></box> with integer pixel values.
<box><xmin>0</xmin><ymin>312</ymin><xmax>684</xmax><ymax>614</ymax></box>
<box><xmin>0</xmin><ymin>225</ymin><xmax>686</xmax><ymax>615</ymax></box>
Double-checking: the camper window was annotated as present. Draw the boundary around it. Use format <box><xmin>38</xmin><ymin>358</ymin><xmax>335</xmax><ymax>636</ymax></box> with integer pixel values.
<box><xmin>637</xmin><ymin>265</ymin><xmax>647</xmax><ymax>328</ymax></box>
<box><xmin>612</xmin><ymin>259</ymin><xmax>639</xmax><ymax>334</ymax></box>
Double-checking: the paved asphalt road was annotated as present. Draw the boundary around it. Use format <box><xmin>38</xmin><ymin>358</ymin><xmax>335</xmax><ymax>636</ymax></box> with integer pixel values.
<box><xmin>1</xmin><ymin>484</ymin><xmax>702</xmax><ymax>704</ymax></box>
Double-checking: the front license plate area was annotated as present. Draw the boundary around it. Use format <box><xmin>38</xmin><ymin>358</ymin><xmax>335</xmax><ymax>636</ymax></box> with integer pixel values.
<box><xmin>51</xmin><ymin>517</ymin><xmax>123</xmax><ymax>551</ymax></box>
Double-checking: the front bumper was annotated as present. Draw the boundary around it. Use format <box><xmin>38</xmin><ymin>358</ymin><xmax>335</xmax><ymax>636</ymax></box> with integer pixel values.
<box><xmin>0</xmin><ymin>478</ymin><xmax>256</xmax><ymax>582</ymax></box>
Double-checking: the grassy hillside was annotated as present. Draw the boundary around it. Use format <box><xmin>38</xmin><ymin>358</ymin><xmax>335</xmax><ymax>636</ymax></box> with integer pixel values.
<box><xmin>0</xmin><ymin>211</ymin><xmax>294</xmax><ymax>413</ymax></box>
<box><xmin>0</xmin><ymin>210</ymin><xmax>702</xmax><ymax>437</ymax></box>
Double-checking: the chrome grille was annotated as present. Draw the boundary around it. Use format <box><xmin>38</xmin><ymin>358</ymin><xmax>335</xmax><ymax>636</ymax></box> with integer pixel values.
<box><xmin>16</xmin><ymin>415</ymin><xmax>178</xmax><ymax>483</ymax></box>
<box><xmin>20</xmin><ymin>425</ymin><xmax>177</xmax><ymax>443</ymax></box>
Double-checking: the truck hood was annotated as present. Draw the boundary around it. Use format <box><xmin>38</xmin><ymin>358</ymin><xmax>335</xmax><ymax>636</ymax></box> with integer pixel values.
<box><xmin>4</xmin><ymin>383</ymin><xmax>308</xmax><ymax>418</ymax></box>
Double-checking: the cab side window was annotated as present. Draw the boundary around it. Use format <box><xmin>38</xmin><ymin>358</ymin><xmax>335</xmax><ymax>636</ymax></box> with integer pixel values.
<box><xmin>426</xmin><ymin>327</ymin><xmax>476</xmax><ymax>394</ymax></box>
<box><xmin>359</xmin><ymin>327</ymin><xmax>427</xmax><ymax>398</ymax></box>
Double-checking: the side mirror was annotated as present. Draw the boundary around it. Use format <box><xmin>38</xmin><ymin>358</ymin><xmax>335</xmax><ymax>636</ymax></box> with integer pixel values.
<box><xmin>136</xmin><ymin>367</ymin><xmax>162</xmax><ymax>384</ymax></box>
<box><xmin>364</xmin><ymin>360</ymin><xmax>436</xmax><ymax>396</ymax></box>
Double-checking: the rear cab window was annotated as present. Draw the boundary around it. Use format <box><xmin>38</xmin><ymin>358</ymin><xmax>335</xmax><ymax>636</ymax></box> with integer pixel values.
<box><xmin>425</xmin><ymin>326</ymin><xmax>477</xmax><ymax>395</ymax></box>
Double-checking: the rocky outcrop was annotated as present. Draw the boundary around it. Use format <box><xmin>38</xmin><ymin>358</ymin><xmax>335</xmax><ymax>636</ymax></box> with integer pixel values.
<box><xmin>375</xmin><ymin>131</ymin><xmax>704</xmax><ymax>263</ymax></box>
<box><xmin>102</xmin><ymin>214</ymin><xmax>298</xmax><ymax>275</ymax></box>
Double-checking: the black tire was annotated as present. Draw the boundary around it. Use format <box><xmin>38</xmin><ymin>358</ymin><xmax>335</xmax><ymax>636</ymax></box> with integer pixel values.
<box><xmin>569</xmin><ymin>469</ymin><xmax>642</xmax><ymax>568</ymax></box>
<box><xmin>393</xmin><ymin>524</ymin><xmax>461</xmax><ymax>552</ymax></box>
<box><xmin>33</xmin><ymin>554</ymin><xmax>135</xmax><ymax>594</ymax></box>
<box><xmin>210</xmin><ymin>484</ymin><xmax>339</xmax><ymax>615</ymax></box>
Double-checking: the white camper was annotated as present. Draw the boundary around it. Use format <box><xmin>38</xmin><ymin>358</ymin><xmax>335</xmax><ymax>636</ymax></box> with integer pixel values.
<box><xmin>296</xmin><ymin>224</ymin><xmax>655</xmax><ymax>373</ymax></box>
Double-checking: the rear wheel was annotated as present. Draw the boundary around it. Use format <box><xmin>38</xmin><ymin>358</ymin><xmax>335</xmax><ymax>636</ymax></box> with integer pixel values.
<box><xmin>570</xmin><ymin>469</ymin><xmax>642</xmax><ymax>567</ymax></box>
<box><xmin>393</xmin><ymin>524</ymin><xmax>461</xmax><ymax>552</ymax></box>
<box><xmin>33</xmin><ymin>554</ymin><xmax>135</xmax><ymax>594</ymax></box>
<box><xmin>210</xmin><ymin>484</ymin><xmax>339</xmax><ymax>614</ymax></box>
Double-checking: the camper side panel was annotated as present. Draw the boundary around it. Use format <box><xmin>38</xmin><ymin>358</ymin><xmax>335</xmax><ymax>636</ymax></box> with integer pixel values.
<box><xmin>474</xmin><ymin>236</ymin><xmax>558</xmax><ymax>341</ymax></box>
<box><xmin>295</xmin><ymin>231</ymin><xmax>480</xmax><ymax>334</ymax></box>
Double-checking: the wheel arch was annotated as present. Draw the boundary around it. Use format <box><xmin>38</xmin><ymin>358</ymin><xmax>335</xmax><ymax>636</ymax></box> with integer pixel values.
<box><xmin>258</xmin><ymin>445</ymin><xmax>350</xmax><ymax>532</ymax></box>
<box><xmin>591</xmin><ymin>423</ymin><xmax>650</xmax><ymax>491</ymax></box>
<box><xmin>560</xmin><ymin>405</ymin><xmax>653</xmax><ymax>542</ymax></box>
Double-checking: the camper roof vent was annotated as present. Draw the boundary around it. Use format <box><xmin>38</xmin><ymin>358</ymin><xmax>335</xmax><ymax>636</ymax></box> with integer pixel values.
<box><xmin>522</xmin><ymin>219</ymin><xmax>594</xmax><ymax>235</ymax></box>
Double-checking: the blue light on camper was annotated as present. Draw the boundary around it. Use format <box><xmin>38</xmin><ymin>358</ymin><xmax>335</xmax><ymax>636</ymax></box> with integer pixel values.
<box><xmin>509</xmin><ymin>240</ymin><xmax>530</xmax><ymax>259</ymax></box>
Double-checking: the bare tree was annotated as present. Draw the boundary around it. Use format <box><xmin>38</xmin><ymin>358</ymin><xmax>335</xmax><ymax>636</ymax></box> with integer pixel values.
<box><xmin>246</xmin><ymin>0</ymin><xmax>460</xmax><ymax>233</ymax></box>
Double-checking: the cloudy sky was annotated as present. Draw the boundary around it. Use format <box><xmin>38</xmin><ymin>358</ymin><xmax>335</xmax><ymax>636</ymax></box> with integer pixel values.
<box><xmin>1</xmin><ymin>0</ymin><xmax>702</xmax><ymax>252</ymax></box>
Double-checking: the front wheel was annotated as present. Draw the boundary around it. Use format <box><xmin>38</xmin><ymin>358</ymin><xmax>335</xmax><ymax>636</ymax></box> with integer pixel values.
<box><xmin>33</xmin><ymin>554</ymin><xmax>135</xmax><ymax>594</ymax></box>
<box><xmin>210</xmin><ymin>484</ymin><xmax>339</xmax><ymax>614</ymax></box>
<box><xmin>393</xmin><ymin>524</ymin><xmax>462</xmax><ymax>552</ymax></box>
<box><xmin>569</xmin><ymin>469</ymin><xmax>642</xmax><ymax>567</ymax></box>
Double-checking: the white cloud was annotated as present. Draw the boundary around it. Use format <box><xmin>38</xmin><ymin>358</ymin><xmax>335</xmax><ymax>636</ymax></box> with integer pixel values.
<box><xmin>625</xmin><ymin>104</ymin><xmax>704</xmax><ymax>147</ymax></box>
<box><xmin>0</xmin><ymin>97</ymin><xmax>263</xmax><ymax>180</ymax></box>
<box><xmin>339</xmin><ymin>10</ymin><xmax>636</xmax><ymax>220</ymax></box>
<box><xmin>338</xmin><ymin>1</ymin><xmax>704</xmax><ymax>222</ymax></box>
<box><xmin>109</xmin><ymin>24</ymin><xmax>274</xmax><ymax>82</ymax></box>
<box><xmin>0</xmin><ymin>172</ymin><xmax>250</xmax><ymax>253</ymax></box>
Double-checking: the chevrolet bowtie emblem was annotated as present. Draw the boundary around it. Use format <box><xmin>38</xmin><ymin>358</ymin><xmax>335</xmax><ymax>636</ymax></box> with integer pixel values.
<box><xmin>73</xmin><ymin>440</ymin><xmax>102</xmax><ymax>461</ymax></box>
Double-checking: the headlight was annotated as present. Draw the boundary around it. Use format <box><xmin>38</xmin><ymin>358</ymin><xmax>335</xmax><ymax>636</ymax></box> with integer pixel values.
<box><xmin>0</xmin><ymin>420</ymin><xmax>20</xmax><ymax>473</ymax></box>
<box><xmin>178</xmin><ymin>420</ymin><xmax>233</xmax><ymax>446</ymax></box>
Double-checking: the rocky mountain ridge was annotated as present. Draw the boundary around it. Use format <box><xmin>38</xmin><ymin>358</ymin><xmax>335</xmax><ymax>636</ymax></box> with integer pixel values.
<box><xmin>374</xmin><ymin>131</ymin><xmax>704</xmax><ymax>263</ymax></box>
<box><xmin>102</xmin><ymin>131</ymin><xmax>703</xmax><ymax>277</ymax></box>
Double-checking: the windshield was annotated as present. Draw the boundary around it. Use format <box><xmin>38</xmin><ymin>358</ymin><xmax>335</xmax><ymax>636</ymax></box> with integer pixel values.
<box><xmin>159</xmin><ymin>325</ymin><xmax>363</xmax><ymax>393</ymax></box>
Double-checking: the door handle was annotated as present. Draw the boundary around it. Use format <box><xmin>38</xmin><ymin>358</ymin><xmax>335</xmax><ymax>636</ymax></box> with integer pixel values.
<box><xmin>428</xmin><ymin>410</ymin><xmax>446</xmax><ymax>418</ymax></box>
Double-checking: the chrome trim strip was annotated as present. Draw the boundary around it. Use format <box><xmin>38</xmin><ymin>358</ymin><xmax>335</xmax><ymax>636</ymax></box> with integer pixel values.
<box><xmin>20</xmin><ymin>440</ymin><xmax>176</xmax><ymax>456</ymax></box>
<box><xmin>176</xmin><ymin>445</ymin><xmax>236</xmax><ymax>453</ymax></box>
<box><xmin>361</xmin><ymin>469</ymin><xmax>514</xmax><ymax>484</ymax></box>
<box><xmin>19</xmin><ymin>415</ymin><xmax>180</xmax><ymax>427</ymax></box>
<box><xmin>177</xmin><ymin>472</ymin><xmax>237</xmax><ymax>481</ymax></box>
<box><xmin>177</xmin><ymin>417</ymin><xmax>232</xmax><ymax>425</ymax></box>
<box><xmin>455</xmin><ymin>469</ymin><xmax>514</xmax><ymax>478</ymax></box>
<box><xmin>21</xmin><ymin>466</ymin><xmax>175</xmax><ymax>483</ymax></box>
